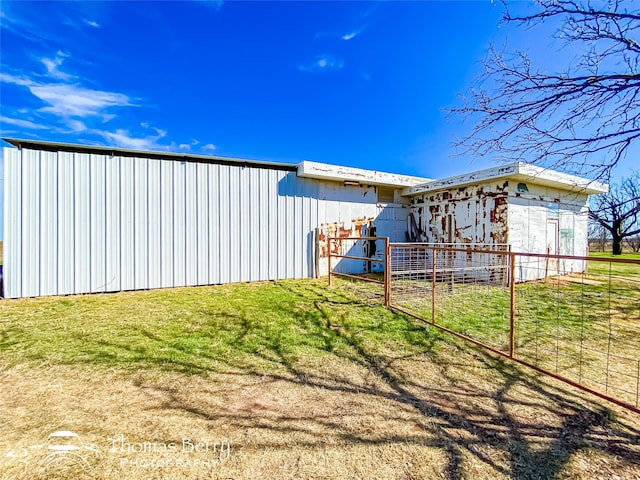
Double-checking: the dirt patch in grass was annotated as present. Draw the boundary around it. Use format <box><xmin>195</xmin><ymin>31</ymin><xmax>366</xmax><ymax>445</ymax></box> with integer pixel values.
<box><xmin>1</xmin><ymin>279</ymin><xmax>639</xmax><ymax>479</ymax></box>
<box><xmin>554</xmin><ymin>275</ymin><xmax>603</xmax><ymax>286</ymax></box>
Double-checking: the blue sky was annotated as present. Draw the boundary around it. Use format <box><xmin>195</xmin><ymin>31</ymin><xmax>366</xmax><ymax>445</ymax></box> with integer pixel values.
<box><xmin>0</xmin><ymin>1</ymin><xmax>636</xmax><ymax>240</ymax></box>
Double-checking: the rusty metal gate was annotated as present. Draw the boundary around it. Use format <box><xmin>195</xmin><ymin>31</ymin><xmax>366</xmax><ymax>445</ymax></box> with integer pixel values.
<box><xmin>333</xmin><ymin>241</ymin><xmax>640</xmax><ymax>414</ymax></box>
<box><xmin>327</xmin><ymin>236</ymin><xmax>390</xmax><ymax>304</ymax></box>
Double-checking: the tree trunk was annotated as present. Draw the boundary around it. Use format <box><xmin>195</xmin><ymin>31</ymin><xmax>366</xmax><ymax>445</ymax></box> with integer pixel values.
<box><xmin>612</xmin><ymin>235</ymin><xmax>623</xmax><ymax>255</ymax></box>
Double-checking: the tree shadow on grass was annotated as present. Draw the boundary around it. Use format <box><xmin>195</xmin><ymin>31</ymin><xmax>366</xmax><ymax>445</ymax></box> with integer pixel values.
<box><xmin>4</xmin><ymin>279</ymin><xmax>636</xmax><ymax>478</ymax></box>
<box><xmin>123</xmin><ymin>280</ymin><xmax>640</xmax><ymax>480</ymax></box>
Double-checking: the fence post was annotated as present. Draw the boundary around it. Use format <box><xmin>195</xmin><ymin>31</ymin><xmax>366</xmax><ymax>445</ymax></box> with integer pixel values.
<box><xmin>509</xmin><ymin>250</ymin><xmax>516</xmax><ymax>358</ymax></box>
<box><xmin>384</xmin><ymin>238</ymin><xmax>390</xmax><ymax>306</ymax></box>
<box><xmin>328</xmin><ymin>238</ymin><xmax>333</xmax><ymax>286</ymax></box>
<box><xmin>314</xmin><ymin>228</ymin><xmax>320</xmax><ymax>279</ymax></box>
<box><xmin>431</xmin><ymin>247</ymin><xmax>437</xmax><ymax>324</ymax></box>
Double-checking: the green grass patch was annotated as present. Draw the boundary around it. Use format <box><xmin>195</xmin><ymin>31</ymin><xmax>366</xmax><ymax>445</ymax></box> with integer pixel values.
<box><xmin>395</xmin><ymin>258</ymin><xmax>638</xmax><ymax>347</ymax></box>
<box><xmin>0</xmin><ymin>279</ymin><xmax>444</xmax><ymax>375</ymax></box>
<box><xmin>588</xmin><ymin>252</ymin><xmax>640</xmax><ymax>279</ymax></box>
<box><xmin>588</xmin><ymin>252</ymin><xmax>640</xmax><ymax>260</ymax></box>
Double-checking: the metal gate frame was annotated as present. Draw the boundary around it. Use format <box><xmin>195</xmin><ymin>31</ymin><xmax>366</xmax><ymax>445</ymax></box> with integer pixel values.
<box><xmin>327</xmin><ymin>236</ymin><xmax>390</xmax><ymax>305</ymax></box>
<box><xmin>328</xmin><ymin>238</ymin><xmax>640</xmax><ymax>415</ymax></box>
<box><xmin>388</xmin><ymin>243</ymin><xmax>640</xmax><ymax>415</ymax></box>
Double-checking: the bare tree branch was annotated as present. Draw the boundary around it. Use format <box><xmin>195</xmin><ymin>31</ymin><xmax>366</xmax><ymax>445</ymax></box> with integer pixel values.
<box><xmin>589</xmin><ymin>171</ymin><xmax>640</xmax><ymax>254</ymax></box>
<box><xmin>452</xmin><ymin>0</ymin><xmax>640</xmax><ymax>182</ymax></box>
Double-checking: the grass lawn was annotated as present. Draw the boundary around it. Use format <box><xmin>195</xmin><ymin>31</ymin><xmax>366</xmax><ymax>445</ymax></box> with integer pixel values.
<box><xmin>1</xmin><ymin>278</ymin><xmax>639</xmax><ymax>479</ymax></box>
<box><xmin>588</xmin><ymin>252</ymin><xmax>640</xmax><ymax>279</ymax></box>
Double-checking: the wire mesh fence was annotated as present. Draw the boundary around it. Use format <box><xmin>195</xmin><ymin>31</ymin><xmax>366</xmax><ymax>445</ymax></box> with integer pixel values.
<box><xmin>387</xmin><ymin>243</ymin><xmax>640</xmax><ymax>414</ymax></box>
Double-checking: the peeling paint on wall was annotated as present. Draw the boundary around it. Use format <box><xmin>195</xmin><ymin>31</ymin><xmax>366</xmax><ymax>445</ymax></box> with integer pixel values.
<box><xmin>411</xmin><ymin>182</ymin><xmax>509</xmax><ymax>246</ymax></box>
<box><xmin>318</xmin><ymin>217</ymin><xmax>374</xmax><ymax>257</ymax></box>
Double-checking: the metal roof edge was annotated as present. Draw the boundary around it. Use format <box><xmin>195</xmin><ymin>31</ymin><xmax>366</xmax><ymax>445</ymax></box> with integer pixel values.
<box><xmin>2</xmin><ymin>138</ymin><xmax>299</xmax><ymax>172</ymax></box>
<box><xmin>403</xmin><ymin>162</ymin><xmax>608</xmax><ymax>196</ymax></box>
<box><xmin>297</xmin><ymin>160</ymin><xmax>432</xmax><ymax>188</ymax></box>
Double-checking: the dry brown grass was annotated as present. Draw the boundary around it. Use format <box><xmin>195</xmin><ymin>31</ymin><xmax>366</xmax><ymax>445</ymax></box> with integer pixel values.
<box><xmin>2</xmin><ymin>350</ymin><xmax>639</xmax><ymax>479</ymax></box>
<box><xmin>1</xmin><ymin>280</ymin><xmax>639</xmax><ymax>479</ymax></box>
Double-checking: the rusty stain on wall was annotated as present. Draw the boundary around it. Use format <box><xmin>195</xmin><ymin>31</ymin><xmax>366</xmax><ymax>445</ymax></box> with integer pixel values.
<box><xmin>318</xmin><ymin>217</ymin><xmax>374</xmax><ymax>257</ymax></box>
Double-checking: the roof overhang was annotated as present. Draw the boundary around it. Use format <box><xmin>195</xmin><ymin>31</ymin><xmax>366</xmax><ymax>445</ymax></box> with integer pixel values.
<box><xmin>2</xmin><ymin>138</ymin><xmax>299</xmax><ymax>172</ymax></box>
<box><xmin>403</xmin><ymin>162</ymin><xmax>608</xmax><ymax>196</ymax></box>
<box><xmin>297</xmin><ymin>160</ymin><xmax>432</xmax><ymax>188</ymax></box>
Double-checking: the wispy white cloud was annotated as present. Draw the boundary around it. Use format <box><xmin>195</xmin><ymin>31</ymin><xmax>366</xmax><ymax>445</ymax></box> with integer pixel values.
<box><xmin>298</xmin><ymin>54</ymin><xmax>345</xmax><ymax>73</ymax></box>
<box><xmin>64</xmin><ymin>119</ymin><xmax>88</xmax><ymax>133</ymax></box>
<box><xmin>0</xmin><ymin>8</ymin><xmax>45</xmax><ymax>45</ymax></box>
<box><xmin>1</xmin><ymin>71</ymin><xmax>133</xmax><ymax>118</ymax></box>
<box><xmin>35</xmin><ymin>84</ymin><xmax>133</xmax><ymax>118</ymax></box>
<box><xmin>1</xmin><ymin>44</ymin><xmax>189</xmax><ymax>153</ymax></box>
<box><xmin>202</xmin><ymin>143</ymin><xmax>217</xmax><ymax>152</ymax></box>
<box><xmin>94</xmin><ymin>127</ymin><xmax>167</xmax><ymax>150</ymax></box>
<box><xmin>341</xmin><ymin>25</ymin><xmax>366</xmax><ymax>41</ymax></box>
<box><xmin>0</xmin><ymin>115</ymin><xmax>48</xmax><ymax>130</ymax></box>
<box><xmin>41</xmin><ymin>50</ymin><xmax>74</xmax><ymax>80</ymax></box>
<box><xmin>0</xmin><ymin>72</ymin><xmax>33</xmax><ymax>87</ymax></box>
<box><xmin>194</xmin><ymin>0</ymin><xmax>224</xmax><ymax>11</ymax></box>
<box><xmin>175</xmin><ymin>138</ymin><xmax>201</xmax><ymax>151</ymax></box>
<box><xmin>60</xmin><ymin>12</ymin><xmax>102</xmax><ymax>32</ymax></box>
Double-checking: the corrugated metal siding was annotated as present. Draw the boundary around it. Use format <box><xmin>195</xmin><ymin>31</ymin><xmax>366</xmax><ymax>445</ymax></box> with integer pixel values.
<box><xmin>5</xmin><ymin>149</ymin><xmax>18</xmax><ymax>297</ymax></box>
<box><xmin>3</xmin><ymin>147</ymin><xmax>321</xmax><ymax>298</ymax></box>
<box><xmin>41</xmin><ymin>151</ymin><xmax>58</xmax><ymax>296</ymax></box>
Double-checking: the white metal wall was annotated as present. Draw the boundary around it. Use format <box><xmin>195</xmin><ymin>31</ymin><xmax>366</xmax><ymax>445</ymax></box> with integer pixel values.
<box><xmin>316</xmin><ymin>182</ymin><xmax>410</xmax><ymax>275</ymax></box>
<box><xmin>508</xmin><ymin>186</ymin><xmax>590</xmax><ymax>258</ymax></box>
<box><xmin>3</xmin><ymin>147</ymin><xmax>322</xmax><ymax>298</ymax></box>
<box><xmin>509</xmin><ymin>191</ymin><xmax>590</xmax><ymax>281</ymax></box>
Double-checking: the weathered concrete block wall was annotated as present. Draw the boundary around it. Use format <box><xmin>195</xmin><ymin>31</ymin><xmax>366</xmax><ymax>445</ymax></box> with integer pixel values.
<box><xmin>409</xmin><ymin>179</ymin><xmax>590</xmax><ymax>282</ymax></box>
<box><xmin>409</xmin><ymin>180</ymin><xmax>510</xmax><ymax>246</ymax></box>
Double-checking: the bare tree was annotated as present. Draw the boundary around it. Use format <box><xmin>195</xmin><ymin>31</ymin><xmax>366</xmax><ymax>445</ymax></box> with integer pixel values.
<box><xmin>453</xmin><ymin>0</ymin><xmax>640</xmax><ymax>181</ymax></box>
<box><xmin>589</xmin><ymin>173</ymin><xmax>640</xmax><ymax>254</ymax></box>
<box><xmin>626</xmin><ymin>235</ymin><xmax>640</xmax><ymax>252</ymax></box>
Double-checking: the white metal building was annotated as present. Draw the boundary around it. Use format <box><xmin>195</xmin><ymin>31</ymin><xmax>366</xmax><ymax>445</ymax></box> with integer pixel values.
<box><xmin>2</xmin><ymin>139</ymin><xmax>607</xmax><ymax>298</ymax></box>
<box><xmin>2</xmin><ymin>139</ymin><xmax>426</xmax><ymax>298</ymax></box>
